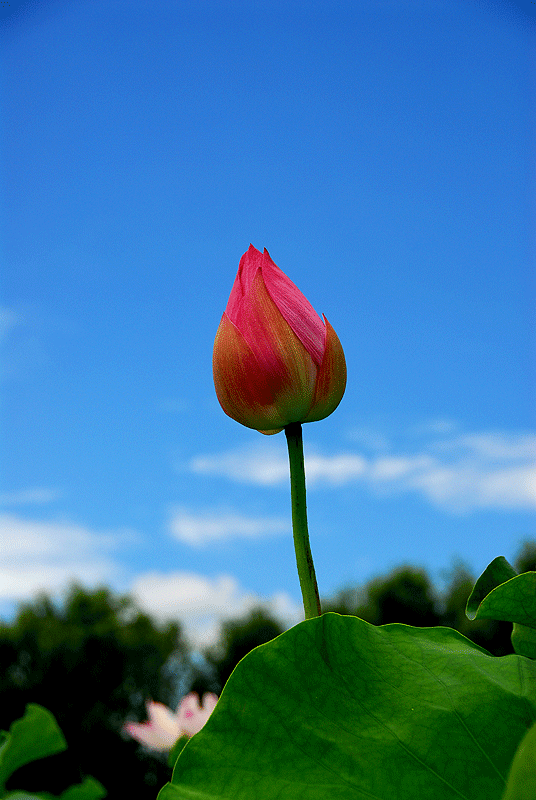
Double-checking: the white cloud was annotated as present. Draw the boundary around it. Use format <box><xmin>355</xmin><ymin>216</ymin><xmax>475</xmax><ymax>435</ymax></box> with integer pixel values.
<box><xmin>0</xmin><ymin>515</ymin><xmax>300</xmax><ymax>649</ymax></box>
<box><xmin>169</xmin><ymin>507</ymin><xmax>289</xmax><ymax>547</ymax></box>
<box><xmin>190</xmin><ymin>444</ymin><xmax>367</xmax><ymax>488</ymax></box>
<box><xmin>401</xmin><ymin>432</ymin><xmax>536</xmax><ymax>512</ymax></box>
<box><xmin>189</xmin><ymin>429</ymin><xmax>536</xmax><ymax>513</ymax></box>
<box><xmin>303</xmin><ymin>453</ymin><xmax>367</xmax><ymax>485</ymax></box>
<box><xmin>439</xmin><ymin>432</ymin><xmax>536</xmax><ymax>461</ymax></box>
<box><xmin>347</xmin><ymin>427</ymin><xmax>391</xmax><ymax>451</ymax></box>
<box><xmin>410</xmin><ymin>418</ymin><xmax>459</xmax><ymax>436</ymax></box>
<box><xmin>0</xmin><ymin>488</ymin><xmax>62</xmax><ymax>506</ymax></box>
<box><xmin>410</xmin><ymin>463</ymin><xmax>536</xmax><ymax>512</ymax></box>
<box><xmin>130</xmin><ymin>571</ymin><xmax>302</xmax><ymax>649</ymax></box>
<box><xmin>369</xmin><ymin>455</ymin><xmax>435</xmax><ymax>481</ymax></box>
<box><xmin>191</xmin><ymin>444</ymin><xmax>289</xmax><ymax>486</ymax></box>
<box><xmin>0</xmin><ymin>514</ymin><xmax>130</xmax><ymax>602</ymax></box>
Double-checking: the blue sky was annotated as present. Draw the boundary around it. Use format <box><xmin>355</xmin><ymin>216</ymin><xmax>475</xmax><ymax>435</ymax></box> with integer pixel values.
<box><xmin>1</xmin><ymin>0</ymin><xmax>535</xmax><ymax>647</ymax></box>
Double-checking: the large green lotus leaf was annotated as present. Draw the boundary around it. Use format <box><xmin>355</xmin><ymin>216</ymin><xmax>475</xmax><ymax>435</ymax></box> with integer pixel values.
<box><xmin>0</xmin><ymin>705</ymin><xmax>66</xmax><ymax>788</ymax></box>
<box><xmin>501</xmin><ymin>720</ymin><xmax>536</xmax><ymax>800</ymax></box>
<box><xmin>467</xmin><ymin>572</ymin><xmax>536</xmax><ymax>629</ymax></box>
<box><xmin>159</xmin><ymin>614</ymin><xmax>536</xmax><ymax>800</ymax></box>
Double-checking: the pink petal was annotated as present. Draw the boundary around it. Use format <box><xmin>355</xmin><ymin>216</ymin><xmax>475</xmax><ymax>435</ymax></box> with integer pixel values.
<box><xmin>235</xmin><ymin>267</ymin><xmax>317</xmax><ymax>390</ymax></box>
<box><xmin>213</xmin><ymin>313</ymin><xmax>292</xmax><ymax>431</ymax></box>
<box><xmin>213</xmin><ymin>287</ymin><xmax>317</xmax><ymax>431</ymax></box>
<box><xmin>225</xmin><ymin>244</ymin><xmax>264</xmax><ymax>321</ymax></box>
<box><xmin>259</xmin><ymin>248</ymin><xmax>325</xmax><ymax>366</ymax></box>
<box><xmin>302</xmin><ymin>316</ymin><xmax>347</xmax><ymax>423</ymax></box>
<box><xmin>175</xmin><ymin>692</ymin><xmax>217</xmax><ymax>737</ymax></box>
<box><xmin>226</xmin><ymin>246</ymin><xmax>325</xmax><ymax>366</ymax></box>
<box><xmin>201</xmin><ymin>692</ymin><xmax>219</xmax><ymax>714</ymax></box>
<box><xmin>146</xmin><ymin>701</ymin><xmax>182</xmax><ymax>740</ymax></box>
<box><xmin>124</xmin><ymin>720</ymin><xmax>177</xmax><ymax>751</ymax></box>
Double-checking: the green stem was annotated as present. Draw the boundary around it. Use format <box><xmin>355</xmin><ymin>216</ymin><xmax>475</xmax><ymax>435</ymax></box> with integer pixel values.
<box><xmin>284</xmin><ymin>422</ymin><xmax>321</xmax><ymax>619</ymax></box>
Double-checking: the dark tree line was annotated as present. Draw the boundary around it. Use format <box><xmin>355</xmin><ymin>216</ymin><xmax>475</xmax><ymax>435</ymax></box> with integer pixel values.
<box><xmin>0</xmin><ymin>586</ymin><xmax>182</xmax><ymax>796</ymax></box>
<box><xmin>0</xmin><ymin>541</ymin><xmax>534</xmax><ymax>798</ymax></box>
<box><xmin>323</xmin><ymin>540</ymin><xmax>536</xmax><ymax>657</ymax></box>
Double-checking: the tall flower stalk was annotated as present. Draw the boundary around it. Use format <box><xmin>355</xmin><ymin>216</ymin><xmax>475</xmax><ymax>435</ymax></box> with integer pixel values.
<box><xmin>213</xmin><ymin>245</ymin><xmax>346</xmax><ymax>618</ymax></box>
<box><xmin>285</xmin><ymin>422</ymin><xmax>321</xmax><ymax>619</ymax></box>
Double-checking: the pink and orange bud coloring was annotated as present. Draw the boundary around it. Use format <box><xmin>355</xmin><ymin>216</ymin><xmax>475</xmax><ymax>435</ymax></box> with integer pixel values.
<box><xmin>213</xmin><ymin>245</ymin><xmax>346</xmax><ymax>434</ymax></box>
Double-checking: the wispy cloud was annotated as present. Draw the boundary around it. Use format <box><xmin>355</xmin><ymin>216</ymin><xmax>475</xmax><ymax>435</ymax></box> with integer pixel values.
<box><xmin>0</xmin><ymin>304</ymin><xmax>49</xmax><ymax>380</ymax></box>
<box><xmin>305</xmin><ymin>453</ymin><xmax>367</xmax><ymax>484</ymax></box>
<box><xmin>409</xmin><ymin>418</ymin><xmax>459</xmax><ymax>437</ymax></box>
<box><xmin>191</xmin><ymin>445</ymin><xmax>290</xmax><ymax>486</ymax></box>
<box><xmin>0</xmin><ymin>307</ymin><xmax>20</xmax><ymax>342</ymax></box>
<box><xmin>0</xmin><ymin>488</ymin><xmax>62</xmax><ymax>506</ymax></box>
<box><xmin>346</xmin><ymin>427</ymin><xmax>391</xmax><ymax>451</ymax></box>
<box><xmin>0</xmin><ymin>515</ymin><xmax>299</xmax><ymax>649</ymax></box>
<box><xmin>0</xmin><ymin>514</ymin><xmax>131</xmax><ymax>602</ymax></box>
<box><xmin>130</xmin><ymin>571</ymin><xmax>302</xmax><ymax>648</ymax></box>
<box><xmin>189</xmin><ymin>430</ymin><xmax>536</xmax><ymax>513</ymax></box>
<box><xmin>191</xmin><ymin>444</ymin><xmax>367</xmax><ymax>487</ymax></box>
<box><xmin>436</xmin><ymin>432</ymin><xmax>536</xmax><ymax>461</ymax></box>
<box><xmin>169</xmin><ymin>507</ymin><xmax>289</xmax><ymax>547</ymax></box>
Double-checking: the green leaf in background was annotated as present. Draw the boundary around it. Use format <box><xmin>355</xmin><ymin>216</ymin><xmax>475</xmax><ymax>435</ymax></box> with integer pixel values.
<box><xmin>0</xmin><ymin>705</ymin><xmax>66</xmax><ymax>789</ymax></box>
<box><xmin>159</xmin><ymin>613</ymin><xmax>536</xmax><ymax>800</ymax></box>
<box><xmin>511</xmin><ymin>623</ymin><xmax>536</xmax><ymax>660</ymax></box>
<box><xmin>467</xmin><ymin>571</ymin><xmax>536</xmax><ymax>629</ymax></box>
<box><xmin>501</xmin><ymin>720</ymin><xmax>536</xmax><ymax>800</ymax></box>
<box><xmin>466</xmin><ymin>556</ymin><xmax>517</xmax><ymax>620</ymax></box>
<box><xmin>466</xmin><ymin>559</ymin><xmax>536</xmax><ymax>658</ymax></box>
<box><xmin>2</xmin><ymin>776</ymin><xmax>107</xmax><ymax>799</ymax></box>
<box><xmin>51</xmin><ymin>777</ymin><xmax>106</xmax><ymax>800</ymax></box>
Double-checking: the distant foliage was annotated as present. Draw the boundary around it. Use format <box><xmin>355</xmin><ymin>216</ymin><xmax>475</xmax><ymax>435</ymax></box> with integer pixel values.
<box><xmin>514</xmin><ymin>540</ymin><xmax>536</xmax><ymax>573</ymax></box>
<box><xmin>323</xmin><ymin>540</ymin><xmax>536</xmax><ymax>657</ymax></box>
<box><xmin>199</xmin><ymin>544</ymin><xmax>536</xmax><ymax>695</ymax></box>
<box><xmin>0</xmin><ymin>585</ymin><xmax>183</xmax><ymax>798</ymax></box>
<box><xmin>200</xmin><ymin>608</ymin><xmax>286</xmax><ymax>693</ymax></box>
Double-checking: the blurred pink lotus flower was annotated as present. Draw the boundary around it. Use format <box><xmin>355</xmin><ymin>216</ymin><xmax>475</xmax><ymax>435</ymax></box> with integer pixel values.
<box><xmin>124</xmin><ymin>692</ymin><xmax>218</xmax><ymax>751</ymax></box>
<box><xmin>213</xmin><ymin>244</ymin><xmax>346</xmax><ymax>434</ymax></box>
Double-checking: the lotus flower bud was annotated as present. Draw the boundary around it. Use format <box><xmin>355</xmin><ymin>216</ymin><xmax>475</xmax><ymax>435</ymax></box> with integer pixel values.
<box><xmin>213</xmin><ymin>245</ymin><xmax>346</xmax><ymax>434</ymax></box>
